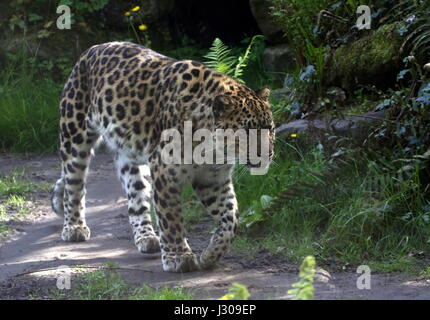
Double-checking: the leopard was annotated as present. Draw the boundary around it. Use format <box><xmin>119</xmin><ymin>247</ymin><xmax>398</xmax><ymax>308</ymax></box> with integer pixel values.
<box><xmin>51</xmin><ymin>41</ymin><xmax>275</xmax><ymax>272</ymax></box>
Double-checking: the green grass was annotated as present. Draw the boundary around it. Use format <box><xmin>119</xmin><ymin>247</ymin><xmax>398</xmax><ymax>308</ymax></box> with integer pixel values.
<box><xmin>0</xmin><ymin>65</ymin><xmax>61</xmax><ymax>153</ymax></box>
<box><xmin>0</xmin><ymin>222</ymin><xmax>11</xmax><ymax>235</ymax></box>
<box><xmin>367</xmin><ymin>256</ymin><xmax>419</xmax><ymax>273</ymax></box>
<box><xmin>130</xmin><ymin>285</ymin><xmax>193</xmax><ymax>300</ymax></box>
<box><xmin>232</xmin><ymin>138</ymin><xmax>430</xmax><ymax>269</ymax></box>
<box><xmin>181</xmin><ymin>184</ymin><xmax>207</xmax><ymax>226</ymax></box>
<box><xmin>55</xmin><ymin>263</ymin><xmax>194</xmax><ymax>300</ymax></box>
<box><xmin>0</xmin><ymin>169</ymin><xmax>49</xmax><ymax>236</ymax></box>
<box><xmin>230</xmin><ymin>236</ymin><xmax>261</xmax><ymax>259</ymax></box>
<box><xmin>420</xmin><ymin>267</ymin><xmax>430</xmax><ymax>279</ymax></box>
<box><xmin>0</xmin><ymin>169</ymin><xmax>38</xmax><ymax>196</ymax></box>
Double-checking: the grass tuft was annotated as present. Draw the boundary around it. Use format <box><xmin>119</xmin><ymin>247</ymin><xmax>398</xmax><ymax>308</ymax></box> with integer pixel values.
<box><xmin>0</xmin><ymin>169</ymin><xmax>49</xmax><ymax>236</ymax></box>
<box><xmin>56</xmin><ymin>263</ymin><xmax>194</xmax><ymax>300</ymax></box>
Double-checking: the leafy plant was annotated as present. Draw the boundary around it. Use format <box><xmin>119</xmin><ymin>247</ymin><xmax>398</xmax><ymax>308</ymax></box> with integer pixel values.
<box><xmin>123</xmin><ymin>5</ymin><xmax>150</xmax><ymax>46</ymax></box>
<box><xmin>58</xmin><ymin>0</ymin><xmax>109</xmax><ymax>22</ymax></box>
<box><xmin>240</xmin><ymin>194</ymin><xmax>274</xmax><ymax>228</ymax></box>
<box><xmin>288</xmin><ymin>256</ymin><xmax>316</xmax><ymax>300</ymax></box>
<box><xmin>218</xmin><ymin>283</ymin><xmax>250</xmax><ymax>300</ymax></box>
<box><xmin>374</xmin><ymin>56</ymin><xmax>430</xmax><ymax>157</ymax></box>
<box><xmin>381</xmin><ymin>0</ymin><xmax>430</xmax><ymax>62</ymax></box>
<box><xmin>217</xmin><ymin>258</ymin><xmax>317</xmax><ymax>301</ymax></box>
<box><xmin>420</xmin><ymin>267</ymin><xmax>430</xmax><ymax>279</ymax></box>
<box><xmin>271</xmin><ymin>0</ymin><xmax>331</xmax><ymax>66</ymax></box>
<box><xmin>203</xmin><ymin>35</ymin><xmax>265</xmax><ymax>82</ymax></box>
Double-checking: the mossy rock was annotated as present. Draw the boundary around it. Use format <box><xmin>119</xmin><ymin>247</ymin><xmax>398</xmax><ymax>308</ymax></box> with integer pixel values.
<box><xmin>325</xmin><ymin>22</ymin><xmax>404</xmax><ymax>91</ymax></box>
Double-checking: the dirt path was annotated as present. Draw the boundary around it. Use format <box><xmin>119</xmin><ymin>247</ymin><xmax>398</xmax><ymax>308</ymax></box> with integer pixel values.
<box><xmin>0</xmin><ymin>153</ymin><xmax>429</xmax><ymax>300</ymax></box>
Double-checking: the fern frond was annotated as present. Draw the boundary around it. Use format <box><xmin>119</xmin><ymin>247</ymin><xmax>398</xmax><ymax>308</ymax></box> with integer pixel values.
<box><xmin>234</xmin><ymin>35</ymin><xmax>265</xmax><ymax>82</ymax></box>
<box><xmin>410</xmin><ymin>23</ymin><xmax>430</xmax><ymax>55</ymax></box>
<box><xmin>203</xmin><ymin>38</ymin><xmax>237</xmax><ymax>76</ymax></box>
<box><xmin>203</xmin><ymin>35</ymin><xmax>265</xmax><ymax>82</ymax></box>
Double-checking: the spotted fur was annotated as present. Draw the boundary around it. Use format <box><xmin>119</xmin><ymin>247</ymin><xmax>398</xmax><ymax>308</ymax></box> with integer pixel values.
<box><xmin>51</xmin><ymin>42</ymin><xmax>275</xmax><ymax>272</ymax></box>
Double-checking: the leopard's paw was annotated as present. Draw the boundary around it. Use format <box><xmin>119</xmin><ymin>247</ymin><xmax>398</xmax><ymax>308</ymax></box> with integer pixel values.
<box><xmin>198</xmin><ymin>250</ymin><xmax>220</xmax><ymax>270</ymax></box>
<box><xmin>162</xmin><ymin>253</ymin><xmax>200</xmax><ymax>273</ymax></box>
<box><xmin>61</xmin><ymin>225</ymin><xmax>90</xmax><ymax>242</ymax></box>
<box><xmin>136</xmin><ymin>235</ymin><xmax>160</xmax><ymax>253</ymax></box>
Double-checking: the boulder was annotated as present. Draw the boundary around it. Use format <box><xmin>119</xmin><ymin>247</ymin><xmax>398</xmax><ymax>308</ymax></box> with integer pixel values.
<box><xmin>276</xmin><ymin>110</ymin><xmax>387</xmax><ymax>138</ymax></box>
<box><xmin>325</xmin><ymin>23</ymin><xmax>404</xmax><ymax>91</ymax></box>
<box><xmin>270</xmin><ymin>88</ymin><xmax>292</xmax><ymax>101</ymax></box>
<box><xmin>262</xmin><ymin>44</ymin><xmax>296</xmax><ymax>84</ymax></box>
<box><xmin>249</xmin><ymin>0</ymin><xmax>285</xmax><ymax>44</ymax></box>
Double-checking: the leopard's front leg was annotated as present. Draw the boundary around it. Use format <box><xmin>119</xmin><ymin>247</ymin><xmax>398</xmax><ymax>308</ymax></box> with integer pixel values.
<box><xmin>115</xmin><ymin>153</ymin><xmax>160</xmax><ymax>253</ymax></box>
<box><xmin>193</xmin><ymin>168</ymin><xmax>238</xmax><ymax>270</ymax></box>
<box><xmin>151</xmin><ymin>162</ymin><xmax>199</xmax><ymax>272</ymax></box>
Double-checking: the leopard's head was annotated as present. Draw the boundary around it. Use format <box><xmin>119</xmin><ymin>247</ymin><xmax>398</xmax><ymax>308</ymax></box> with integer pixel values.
<box><xmin>212</xmin><ymin>86</ymin><xmax>275</xmax><ymax>174</ymax></box>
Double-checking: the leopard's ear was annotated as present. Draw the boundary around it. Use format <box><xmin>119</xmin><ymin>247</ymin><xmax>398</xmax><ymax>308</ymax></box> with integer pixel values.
<box><xmin>256</xmin><ymin>87</ymin><xmax>270</xmax><ymax>101</ymax></box>
<box><xmin>212</xmin><ymin>95</ymin><xmax>234</xmax><ymax>119</ymax></box>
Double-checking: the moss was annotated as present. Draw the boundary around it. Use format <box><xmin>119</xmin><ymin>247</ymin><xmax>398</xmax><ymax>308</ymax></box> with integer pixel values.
<box><xmin>326</xmin><ymin>22</ymin><xmax>404</xmax><ymax>90</ymax></box>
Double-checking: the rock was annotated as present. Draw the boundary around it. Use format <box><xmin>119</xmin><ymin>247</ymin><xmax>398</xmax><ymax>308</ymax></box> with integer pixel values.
<box><xmin>325</xmin><ymin>23</ymin><xmax>404</xmax><ymax>90</ymax></box>
<box><xmin>139</xmin><ymin>0</ymin><xmax>175</xmax><ymax>48</ymax></box>
<box><xmin>262</xmin><ymin>44</ymin><xmax>296</xmax><ymax>84</ymax></box>
<box><xmin>270</xmin><ymin>88</ymin><xmax>292</xmax><ymax>102</ymax></box>
<box><xmin>276</xmin><ymin>110</ymin><xmax>387</xmax><ymax>138</ymax></box>
<box><xmin>168</xmin><ymin>0</ymin><xmax>261</xmax><ymax>48</ymax></box>
<box><xmin>249</xmin><ymin>0</ymin><xmax>285</xmax><ymax>44</ymax></box>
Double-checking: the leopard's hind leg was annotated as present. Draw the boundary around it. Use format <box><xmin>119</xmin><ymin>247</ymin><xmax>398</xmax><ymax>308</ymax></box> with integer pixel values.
<box><xmin>53</xmin><ymin>60</ymin><xmax>99</xmax><ymax>242</ymax></box>
<box><xmin>58</xmin><ymin>125</ymin><xmax>99</xmax><ymax>242</ymax></box>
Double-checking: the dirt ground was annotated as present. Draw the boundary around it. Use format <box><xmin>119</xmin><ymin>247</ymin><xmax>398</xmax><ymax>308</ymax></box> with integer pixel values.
<box><xmin>0</xmin><ymin>153</ymin><xmax>429</xmax><ymax>300</ymax></box>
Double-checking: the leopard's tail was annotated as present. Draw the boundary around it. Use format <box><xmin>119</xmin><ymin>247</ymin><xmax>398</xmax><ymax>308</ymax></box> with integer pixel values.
<box><xmin>51</xmin><ymin>176</ymin><xmax>65</xmax><ymax>217</ymax></box>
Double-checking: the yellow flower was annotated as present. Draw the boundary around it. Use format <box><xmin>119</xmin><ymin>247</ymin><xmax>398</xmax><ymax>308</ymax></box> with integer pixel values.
<box><xmin>290</xmin><ymin>133</ymin><xmax>298</xmax><ymax>138</ymax></box>
<box><xmin>138</xmin><ymin>24</ymin><xmax>148</xmax><ymax>31</ymax></box>
<box><xmin>132</xmin><ymin>6</ymin><xmax>140</xmax><ymax>12</ymax></box>
<box><xmin>124</xmin><ymin>11</ymin><xmax>131</xmax><ymax>16</ymax></box>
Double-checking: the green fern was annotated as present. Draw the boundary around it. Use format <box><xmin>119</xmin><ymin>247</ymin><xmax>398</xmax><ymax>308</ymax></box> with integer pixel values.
<box><xmin>203</xmin><ymin>35</ymin><xmax>265</xmax><ymax>82</ymax></box>
<box><xmin>234</xmin><ymin>35</ymin><xmax>265</xmax><ymax>80</ymax></box>
<box><xmin>203</xmin><ymin>38</ymin><xmax>237</xmax><ymax>76</ymax></box>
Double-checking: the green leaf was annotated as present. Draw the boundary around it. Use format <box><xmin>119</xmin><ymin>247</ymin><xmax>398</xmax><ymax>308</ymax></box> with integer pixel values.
<box><xmin>260</xmin><ymin>195</ymin><xmax>274</xmax><ymax>209</ymax></box>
